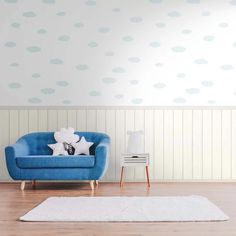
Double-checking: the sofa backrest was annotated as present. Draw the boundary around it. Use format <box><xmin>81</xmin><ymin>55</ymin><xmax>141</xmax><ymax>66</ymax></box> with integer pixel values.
<box><xmin>17</xmin><ymin>132</ymin><xmax>109</xmax><ymax>155</ymax></box>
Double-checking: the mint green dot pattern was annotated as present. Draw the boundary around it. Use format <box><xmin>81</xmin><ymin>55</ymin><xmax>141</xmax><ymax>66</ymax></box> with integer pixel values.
<box><xmin>122</xmin><ymin>36</ymin><xmax>134</xmax><ymax>42</ymax></box>
<box><xmin>182</xmin><ymin>29</ymin><xmax>192</xmax><ymax>34</ymax></box>
<box><xmin>58</xmin><ymin>35</ymin><xmax>70</xmax><ymax>42</ymax></box>
<box><xmin>11</xmin><ymin>23</ymin><xmax>20</xmax><ymax>28</ymax></box>
<box><xmin>150</xmin><ymin>42</ymin><xmax>160</xmax><ymax>47</ymax></box>
<box><xmin>88</xmin><ymin>41</ymin><xmax>98</xmax><ymax>47</ymax></box>
<box><xmin>8</xmin><ymin>83</ymin><xmax>21</xmax><ymax>88</ymax></box>
<box><xmin>202</xmin><ymin>81</ymin><xmax>214</xmax><ymax>87</ymax></box>
<box><xmin>176</xmin><ymin>73</ymin><xmax>186</xmax><ymax>78</ymax></box>
<box><xmin>32</xmin><ymin>73</ymin><xmax>40</xmax><ymax>78</ymax></box>
<box><xmin>23</xmin><ymin>12</ymin><xmax>36</xmax><ymax>17</ymax></box>
<box><xmin>154</xmin><ymin>83</ymin><xmax>166</xmax><ymax>88</ymax></box>
<box><xmin>56</xmin><ymin>81</ymin><xmax>69</xmax><ymax>87</ymax></box>
<box><xmin>130</xmin><ymin>17</ymin><xmax>143</xmax><ymax>23</ymax></box>
<box><xmin>50</xmin><ymin>58</ymin><xmax>63</xmax><ymax>64</ymax></box>
<box><xmin>186</xmin><ymin>88</ymin><xmax>200</xmax><ymax>94</ymax></box>
<box><xmin>130</xmin><ymin>80</ymin><xmax>139</xmax><ymax>85</ymax></box>
<box><xmin>74</xmin><ymin>22</ymin><xmax>84</xmax><ymax>28</ymax></box>
<box><xmin>221</xmin><ymin>64</ymin><xmax>234</xmax><ymax>70</ymax></box>
<box><xmin>128</xmin><ymin>57</ymin><xmax>141</xmax><ymax>63</ymax></box>
<box><xmin>5</xmin><ymin>41</ymin><xmax>16</xmax><ymax>47</ymax></box>
<box><xmin>41</xmin><ymin>88</ymin><xmax>55</xmax><ymax>95</ymax></box>
<box><xmin>76</xmin><ymin>64</ymin><xmax>88</xmax><ymax>70</ymax></box>
<box><xmin>168</xmin><ymin>11</ymin><xmax>181</xmax><ymax>17</ymax></box>
<box><xmin>173</xmin><ymin>97</ymin><xmax>186</xmax><ymax>103</ymax></box>
<box><xmin>131</xmin><ymin>98</ymin><xmax>143</xmax><ymax>104</ymax></box>
<box><xmin>89</xmin><ymin>91</ymin><xmax>101</xmax><ymax>96</ymax></box>
<box><xmin>156</xmin><ymin>22</ymin><xmax>166</xmax><ymax>28</ymax></box>
<box><xmin>195</xmin><ymin>58</ymin><xmax>208</xmax><ymax>64</ymax></box>
<box><xmin>26</xmin><ymin>46</ymin><xmax>41</xmax><ymax>53</ymax></box>
<box><xmin>114</xmin><ymin>94</ymin><xmax>123</xmax><ymax>99</ymax></box>
<box><xmin>203</xmin><ymin>35</ymin><xmax>215</xmax><ymax>41</ymax></box>
<box><xmin>28</xmin><ymin>97</ymin><xmax>41</xmax><ymax>103</ymax></box>
<box><xmin>37</xmin><ymin>29</ymin><xmax>47</xmax><ymax>34</ymax></box>
<box><xmin>102</xmin><ymin>77</ymin><xmax>116</xmax><ymax>84</ymax></box>
<box><xmin>1</xmin><ymin>0</ymin><xmax>236</xmax><ymax>106</ymax></box>
<box><xmin>57</xmin><ymin>12</ymin><xmax>66</xmax><ymax>16</ymax></box>
<box><xmin>172</xmin><ymin>46</ymin><xmax>186</xmax><ymax>52</ymax></box>
<box><xmin>112</xmin><ymin>67</ymin><xmax>126</xmax><ymax>73</ymax></box>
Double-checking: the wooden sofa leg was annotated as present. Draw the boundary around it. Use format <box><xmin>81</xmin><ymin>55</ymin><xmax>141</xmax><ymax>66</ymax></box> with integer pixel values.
<box><xmin>32</xmin><ymin>180</ymin><xmax>36</xmax><ymax>188</ymax></box>
<box><xmin>90</xmin><ymin>180</ymin><xmax>94</xmax><ymax>190</ymax></box>
<box><xmin>21</xmin><ymin>181</ymin><xmax>25</xmax><ymax>191</ymax></box>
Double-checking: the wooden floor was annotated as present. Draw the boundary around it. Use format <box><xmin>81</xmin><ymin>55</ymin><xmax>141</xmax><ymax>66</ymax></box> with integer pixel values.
<box><xmin>0</xmin><ymin>182</ymin><xmax>236</xmax><ymax>236</ymax></box>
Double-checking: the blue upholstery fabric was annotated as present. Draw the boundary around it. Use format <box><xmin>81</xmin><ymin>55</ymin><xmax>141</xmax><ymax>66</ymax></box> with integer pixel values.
<box><xmin>16</xmin><ymin>155</ymin><xmax>95</xmax><ymax>168</ymax></box>
<box><xmin>5</xmin><ymin>132</ymin><xmax>110</xmax><ymax>181</ymax></box>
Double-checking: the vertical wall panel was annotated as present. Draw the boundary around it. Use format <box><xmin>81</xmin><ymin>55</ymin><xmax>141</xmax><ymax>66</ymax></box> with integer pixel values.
<box><xmin>57</xmin><ymin>110</ymin><xmax>67</xmax><ymax>129</ymax></box>
<box><xmin>0</xmin><ymin>110</ymin><xmax>10</xmax><ymax>180</ymax></box>
<box><xmin>183</xmin><ymin>110</ymin><xmax>193</xmax><ymax>180</ymax></box>
<box><xmin>28</xmin><ymin>110</ymin><xmax>38</xmax><ymax>132</ymax></box>
<box><xmin>115</xmin><ymin>110</ymin><xmax>125</xmax><ymax>181</ymax></box>
<box><xmin>163</xmin><ymin>110</ymin><xmax>173</xmax><ymax>180</ymax></box>
<box><xmin>38</xmin><ymin>110</ymin><xmax>47</xmax><ymax>131</ymax></box>
<box><xmin>173</xmin><ymin>110</ymin><xmax>183</xmax><ymax>180</ymax></box>
<box><xmin>76</xmin><ymin>110</ymin><xmax>86</xmax><ymax>131</ymax></box>
<box><xmin>144</xmin><ymin>110</ymin><xmax>154</xmax><ymax>180</ymax></box>
<box><xmin>154</xmin><ymin>110</ymin><xmax>164</xmax><ymax>179</ymax></box>
<box><xmin>105</xmin><ymin>110</ymin><xmax>116</xmax><ymax>180</ymax></box>
<box><xmin>67</xmin><ymin>110</ymin><xmax>77</xmax><ymax>129</ymax></box>
<box><xmin>232</xmin><ymin>110</ymin><xmax>236</xmax><ymax>179</ymax></box>
<box><xmin>86</xmin><ymin>110</ymin><xmax>96</xmax><ymax>131</ymax></box>
<box><xmin>47</xmin><ymin>110</ymin><xmax>57</xmax><ymax>131</ymax></box>
<box><xmin>134</xmin><ymin>109</ymin><xmax>145</xmax><ymax>180</ymax></box>
<box><xmin>125</xmin><ymin>110</ymin><xmax>135</xmax><ymax>180</ymax></box>
<box><xmin>96</xmin><ymin>110</ymin><xmax>106</xmax><ymax>133</ymax></box>
<box><xmin>19</xmin><ymin>110</ymin><xmax>29</xmax><ymax>136</ymax></box>
<box><xmin>202</xmin><ymin>110</ymin><xmax>212</xmax><ymax>179</ymax></box>
<box><xmin>221</xmin><ymin>110</ymin><xmax>231</xmax><ymax>179</ymax></box>
<box><xmin>192</xmin><ymin>110</ymin><xmax>203</xmax><ymax>179</ymax></box>
<box><xmin>9</xmin><ymin>110</ymin><xmax>19</xmax><ymax>144</ymax></box>
<box><xmin>212</xmin><ymin>110</ymin><xmax>222</xmax><ymax>179</ymax></box>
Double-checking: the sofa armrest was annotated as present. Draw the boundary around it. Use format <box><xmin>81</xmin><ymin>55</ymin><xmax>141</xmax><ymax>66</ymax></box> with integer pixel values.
<box><xmin>5</xmin><ymin>142</ymin><xmax>29</xmax><ymax>180</ymax></box>
<box><xmin>94</xmin><ymin>138</ymin><xmax>110</xmax><ymax>178</ymax></box>
<box><xmin>5</xmin><ymin>142</ymin><xmax>29</xmax><ymax>158</ymax></box>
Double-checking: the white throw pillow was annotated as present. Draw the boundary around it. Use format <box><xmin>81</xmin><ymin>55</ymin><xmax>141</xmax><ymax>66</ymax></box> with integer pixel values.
<box><xmin>48</xmin><ymin>143</ymin><xmax>68</xmax><ymax>156</ymax></box>
<box><xmin>72</xmin><ymin>137</ymin><xmax>94</xmax><ymax>155</ymax></box>
<box><xmin>54</xmin><ymin>127</ymin><xmax>79</xmax><ymax>144</ymax></box>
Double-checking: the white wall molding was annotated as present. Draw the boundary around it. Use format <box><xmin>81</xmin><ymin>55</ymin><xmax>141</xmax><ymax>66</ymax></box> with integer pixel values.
<box><xmin>1</xmin><ymin>107</ymin><xmax>236</xmax><ymax>181</ymax></box>
<box><xmin>1</xmin><ymin>106</ymin><xmax>236</xmax><ymax>110</ymax></box>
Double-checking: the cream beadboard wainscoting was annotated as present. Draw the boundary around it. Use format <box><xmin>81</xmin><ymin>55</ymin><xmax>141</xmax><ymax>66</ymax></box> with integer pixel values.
<box><xmin>0</xmin><ymin>107</ymin><xmax>236</xmax><ymax>182</ymax></box>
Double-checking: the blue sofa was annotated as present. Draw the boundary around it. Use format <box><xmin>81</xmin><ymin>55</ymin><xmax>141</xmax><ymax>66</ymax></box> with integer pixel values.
<box><xmin>5</xmin><ymin>132</ymin><xmax>110</xmax><ymax>190</ymax></box>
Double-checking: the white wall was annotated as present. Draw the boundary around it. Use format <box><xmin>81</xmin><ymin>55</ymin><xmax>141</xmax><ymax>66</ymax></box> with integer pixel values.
<box><xmin>1</xmin><ymin>0</ymin><xmax>236</xmax><ymax>106</ymax></box>
<box><xmin>1</xmin><ymin>107</ymin><xmax>236</xmax><ymax>182</ymax></box>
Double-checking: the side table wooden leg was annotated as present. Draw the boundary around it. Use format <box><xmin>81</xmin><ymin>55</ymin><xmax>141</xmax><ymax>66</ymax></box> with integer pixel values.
<box><xmin>120</xmin><ymin>166</ymin><xmax>125</xmax><ymax>187</ymax></box>
<box><xmin>145</xmin><ymin>166</ymin><xmax>150</xmax><ymax>188</ymax></box>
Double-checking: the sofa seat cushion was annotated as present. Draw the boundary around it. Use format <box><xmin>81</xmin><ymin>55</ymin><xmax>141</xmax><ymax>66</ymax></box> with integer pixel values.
<box><xmin>16</xmin><ymin>155</ymin><xmax>95</xmax><ymax>169</ymax></box>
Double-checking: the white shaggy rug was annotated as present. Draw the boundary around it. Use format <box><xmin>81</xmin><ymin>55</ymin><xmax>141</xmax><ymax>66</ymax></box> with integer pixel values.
<box><xmin>20</xmin><ymin>196</ymin><xmax>229</xmax><ymax>222</ymax></box>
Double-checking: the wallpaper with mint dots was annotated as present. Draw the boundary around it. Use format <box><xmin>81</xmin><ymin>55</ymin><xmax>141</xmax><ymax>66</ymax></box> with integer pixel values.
<box><xmin>1</xmin><ymin>0</ymin><xmax>236</xmax><ymax>106</ymax></box>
